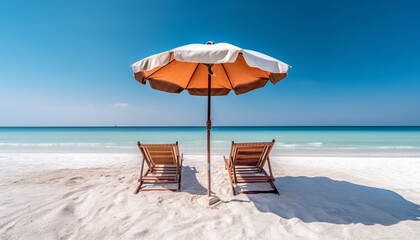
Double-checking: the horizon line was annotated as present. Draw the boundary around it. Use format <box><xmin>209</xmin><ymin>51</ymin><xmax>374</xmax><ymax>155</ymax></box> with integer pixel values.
<box><xmin>1</xmin><ymin>125</ymin><xmax>420</xmax><ymax>128</ymax></box>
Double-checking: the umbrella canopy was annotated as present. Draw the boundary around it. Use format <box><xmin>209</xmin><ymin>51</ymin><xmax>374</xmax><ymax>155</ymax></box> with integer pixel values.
<box><xmin>131</xmin><ymin>42</ymin><xmax>290</xmax><ymax>200</ymax></box>
<box><xmin>131</xmin><ymin>42</ymin><xmax>290</xmax><ymax>96</ymax></box>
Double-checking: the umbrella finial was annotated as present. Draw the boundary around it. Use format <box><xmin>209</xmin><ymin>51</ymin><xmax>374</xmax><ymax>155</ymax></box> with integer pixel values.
<box><xmin>206</xmin><ymin>41</ymin><xmax>215</xmax><ymax>45</ymax></box>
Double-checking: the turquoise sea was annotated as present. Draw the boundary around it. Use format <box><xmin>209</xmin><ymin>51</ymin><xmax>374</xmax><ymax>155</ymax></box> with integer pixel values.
<box><xmin>1</xmin><ymin>127</ymin><xmax>420</xmax><ymax>156</ymax></box>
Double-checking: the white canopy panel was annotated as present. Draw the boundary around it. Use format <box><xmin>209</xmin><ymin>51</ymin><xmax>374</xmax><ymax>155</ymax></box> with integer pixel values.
<box><xmin>131</xmin><ymin>42</ymin><xmax>290</xmax><ymax>73</ymax></box>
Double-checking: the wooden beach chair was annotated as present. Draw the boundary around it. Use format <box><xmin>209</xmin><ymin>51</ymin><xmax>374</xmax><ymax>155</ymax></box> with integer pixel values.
<box><xmin>134</xmin><ymin>141</ymin><xmax>183</xmax><ymax>194</ymax></box>
<box><xmin>224</xmin><ymin>140</ymin><xmax>279</xmax><ymax>196</ymax></box>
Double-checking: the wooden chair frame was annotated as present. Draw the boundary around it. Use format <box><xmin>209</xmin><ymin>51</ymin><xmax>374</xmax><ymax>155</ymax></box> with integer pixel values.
<box><xmin>134</xmin><ymin>141</ymin><xmax>183</xmax><ymax>194</ymax></box>
<box><xmin>223</xmin><ymin>139</ymin><xmax>279</xmax><ymax>196</ymax></box>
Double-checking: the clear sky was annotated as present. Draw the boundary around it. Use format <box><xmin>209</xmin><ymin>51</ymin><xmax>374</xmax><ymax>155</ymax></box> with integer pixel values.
<box><xmin>1</xmin><ymin>0</ymin><xmax>419</xmax><ymax>126</ymax></box>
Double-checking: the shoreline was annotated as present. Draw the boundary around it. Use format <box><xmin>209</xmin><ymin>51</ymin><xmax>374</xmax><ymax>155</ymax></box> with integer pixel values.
<box><xmin>2</xmin><ymin>153</ymin><xmax>420</xmax><ymax>176</ymax></box>
<box><xmin>2</xmin><ymin>148</ymin><xmax>420</xmax><ymax>157</ymax></box>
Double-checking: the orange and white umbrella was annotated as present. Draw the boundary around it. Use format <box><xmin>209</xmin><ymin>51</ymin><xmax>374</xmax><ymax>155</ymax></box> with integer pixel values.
<box><xmin>131</xmin><ymin>42</ymin><xmax>290</xmax><ymax>198</ymax></box>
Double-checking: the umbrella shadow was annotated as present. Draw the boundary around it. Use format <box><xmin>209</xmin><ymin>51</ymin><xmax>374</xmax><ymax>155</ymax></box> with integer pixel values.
<box><xmin>247</xmin><ymin>176</ymin><xmax>420</xmax><ymax>225</ymax></box>
<box><xmin>181</xmin><ymin>166</ymin><xmax>207</xmax><ymax>195</ymax></box>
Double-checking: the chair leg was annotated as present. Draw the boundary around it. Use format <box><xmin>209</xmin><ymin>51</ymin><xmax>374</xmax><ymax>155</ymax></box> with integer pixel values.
<box><xmin>178</xmin><ymin>156</ymin><xmax>183</xmax><ymax>192</ymax></box>
<box><xmin>266</xmin><ymin>157</ymin><xmax>279</xmax><ymax>195</ymax></box>
<box><xmin>272</xmin><ymin>183</ymin><xmax>280</xmax><ymax>195</ymax></box>
<box><xmin>134</xmin><ymin>157</ymin><xmax>146</xmax><ymax>194</ymax></box>
<box><xmin>178</xmin><ymin>167</ymin><xmax>182</xmax><ymax>192</ymax></box>
<box><xmin>267</xmin><ymin>157</ymin><xmax>275</xmax><ymax>181</ymax></box>
<box><xmin>268</xmin><ymin>180</ymin><xmax>280</xmax><ymax>195</ymax></box>
<box><xmin>224</xmin><ymin>157</ymin><xmax>236</xmax><ymax>196</ymax></box>
<box><xmin>134</xmin><ymin>182</ymin><xmax>142</xmax><ymax>194</ymax></box>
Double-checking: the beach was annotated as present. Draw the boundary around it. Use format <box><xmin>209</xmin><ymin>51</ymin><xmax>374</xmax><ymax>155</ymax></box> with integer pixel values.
<box><xmin>1</xmin><ymin>152</ymin><xmax>419</xmax><ymax>239</ymax></box>
<box><xmin>1</xmin><ymin>127</ymin><xmax>420</xmax><ymax>239</ymax></box>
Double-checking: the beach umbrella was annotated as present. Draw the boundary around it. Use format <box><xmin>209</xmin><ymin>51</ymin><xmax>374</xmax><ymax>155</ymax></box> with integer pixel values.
<box><xmin>131</xmin><ymin>42</ymin><xmax>290</xmax><ymax>200</ymax></box>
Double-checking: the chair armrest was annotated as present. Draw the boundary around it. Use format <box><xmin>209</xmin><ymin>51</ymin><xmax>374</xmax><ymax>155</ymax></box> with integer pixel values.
<box><xmin>223</xmin><ymin>156</ymin><xmax>230</xmax><ymax>169</ymax></box>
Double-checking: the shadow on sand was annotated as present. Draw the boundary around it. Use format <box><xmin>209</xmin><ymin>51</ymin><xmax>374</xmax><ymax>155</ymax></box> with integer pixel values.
<box><xmin>247</xmin><ymin>176</ymin><xmax>420</xmax><ymax>225</ymax></box>
<box><xmin>180</xmin><ymin>166</ymin><xmax>207</xmax><ymax>195</ymax></box>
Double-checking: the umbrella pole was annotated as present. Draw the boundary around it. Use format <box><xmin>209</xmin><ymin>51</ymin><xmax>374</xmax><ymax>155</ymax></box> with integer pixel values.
<box><xmin>206</xmin><ymin>65</ymin><xmax>212</xmax><ymax>197</ymax></box>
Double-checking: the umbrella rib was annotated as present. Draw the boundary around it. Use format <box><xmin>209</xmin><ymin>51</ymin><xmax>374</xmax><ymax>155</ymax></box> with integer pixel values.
<box><xmin>221</xmin><ymin>63</ymin><xmax>234</xmax><ymax>89</ymax></box>
<box><xmin>185</xmin><ymin>63</ymin><xmax>200</xmax><ymax>89</ymax></box>
<box><xmin>145</xmin><ymin>59</ymin><xmax>176</xmax><ymax>79</ymax></box>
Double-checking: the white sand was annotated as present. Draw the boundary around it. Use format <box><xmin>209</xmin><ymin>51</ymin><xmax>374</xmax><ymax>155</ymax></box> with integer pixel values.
<box><xmin>1</xmin><ymin>153</ymin><xmax>420</xmax><ymax>239</ymax></box>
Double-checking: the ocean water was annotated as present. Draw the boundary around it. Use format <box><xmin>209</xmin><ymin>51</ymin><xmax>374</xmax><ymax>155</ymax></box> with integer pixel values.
<box><xmin>1</xmin><ymin>127</ymin><xmax>420</xmax><ymax>157</ymax></box>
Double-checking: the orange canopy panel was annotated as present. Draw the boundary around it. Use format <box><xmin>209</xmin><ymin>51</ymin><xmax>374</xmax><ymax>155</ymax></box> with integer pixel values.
<box><xmin>134</xmin><ymin>53</ymin><xmax>287</xmax><ymax>96</ymax></box>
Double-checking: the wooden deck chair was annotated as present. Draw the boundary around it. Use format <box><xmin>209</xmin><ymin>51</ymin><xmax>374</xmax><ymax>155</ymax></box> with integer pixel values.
<box><xmin>134</xmin><ymin>141</ymin><xmax>183</xmax><ymax>194</ymax></box>
<box><xmin>223</xmin><ymin>139</ymin><xmax>279</xmax><ymax>196</ymax></box>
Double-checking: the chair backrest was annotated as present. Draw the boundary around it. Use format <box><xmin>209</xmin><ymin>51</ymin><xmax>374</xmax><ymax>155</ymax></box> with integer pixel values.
<box><xmin>137</xmin><ymin>142</ymin><xmax>179</xmax><ymax>167</ymax></box>
<box><xmin>229</xmin><ymin>140</ymin><xmax>275</xmax><ymax>168</ymax></box>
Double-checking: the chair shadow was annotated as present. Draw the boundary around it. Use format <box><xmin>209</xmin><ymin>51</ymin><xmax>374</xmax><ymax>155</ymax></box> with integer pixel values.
<box><xmin>181</xmin><ymin>166</ymin><xmax>207</xmax><ymax>195</ymax></box>
<box><xmin>247</xmin><ymin>176</ymin><xmax>420</xmax><ymax>225</ymax></box>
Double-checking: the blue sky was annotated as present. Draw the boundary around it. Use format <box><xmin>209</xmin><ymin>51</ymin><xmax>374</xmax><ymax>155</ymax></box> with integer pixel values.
<box><xmin>0</xmin><ymin>0</ymin><xmax>419</xmax><ymax>126</ymax></box>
